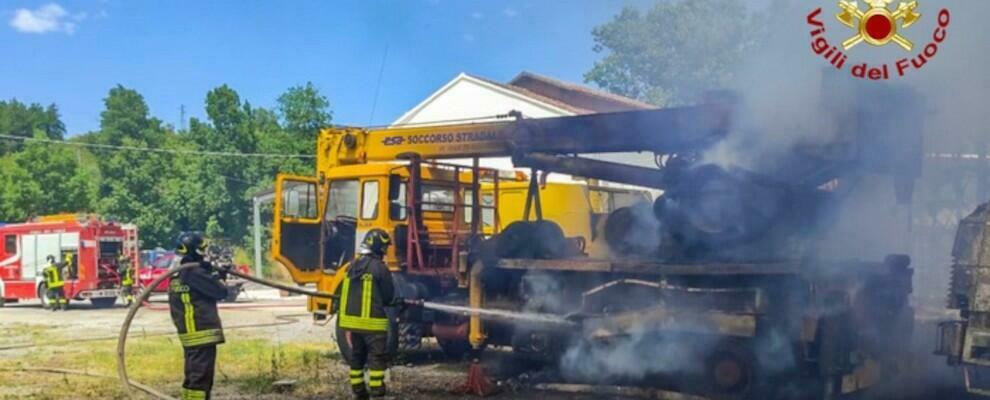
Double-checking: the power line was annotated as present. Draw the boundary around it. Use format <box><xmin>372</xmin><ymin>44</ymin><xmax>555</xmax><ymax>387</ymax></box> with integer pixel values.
<box><xmin>367</xmin><ymin>43</ymin><xmax>390</xmax><ymax>125</ymax></box>
<box><xmin>0</xmin><ymin>134</ymin><xmax>314</xmax><ymax>159</ymax></box>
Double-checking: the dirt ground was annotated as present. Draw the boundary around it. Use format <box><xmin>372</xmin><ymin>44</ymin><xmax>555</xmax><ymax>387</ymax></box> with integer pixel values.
<box><xmin>0</xmin><ymin>291</ymin><xmax>979</xmax><ymax>400</ymax></box>
<box><xmin>0</xmin><ymin>292</ymin><xmax>622</xmax><ymax>400</ymax></box>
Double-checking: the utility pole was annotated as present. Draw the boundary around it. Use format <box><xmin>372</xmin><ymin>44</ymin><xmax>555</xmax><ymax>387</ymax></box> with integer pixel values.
<box><xmin>179</xmin><ymin>105</ymin><xmax>187</xmax><ymax>131</ymax></box>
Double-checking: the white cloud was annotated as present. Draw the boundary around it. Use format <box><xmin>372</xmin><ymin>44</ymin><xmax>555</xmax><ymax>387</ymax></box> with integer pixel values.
<box><xmin>503</xmin><ymin>7</ymin><xmax>519</xmax><ymax>18</ymax></box>
<box><xmin>9</xmin><ymin>3</ymin><xmax>83</xmax><ymax>34</ymax></box>
<box><xmin>470</xmin><ymin>11</ymin><xmax>484</xmax><ymax>20</ymax></box>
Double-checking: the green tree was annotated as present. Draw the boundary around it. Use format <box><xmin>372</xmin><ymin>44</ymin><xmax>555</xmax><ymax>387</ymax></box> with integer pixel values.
<box><xmin>277</xmin><ymin>82</ymin><xmax>332</xmax><ymax>138</ymax></box>
<box><xmin>0</xmin><ymin>136</ymin><xmax>96</xmax><ymax>221</ymax></box>
<box><xmin>585</xmin><ymin>0</ymin><xmax>762</xmax><ymax>106</ymax></box>
<box><xmin>0</xmin><ymin>99</ymin><xmax>65</xmax><ymax>155</ymax></box>
<box><xmin>99</xmin><ymin>85</ymin><xmax>157</xmax><ymax>146</ymax></box>
<box><xmin>91</xmin><ymin>85</ymin><xmax>180</xmax><ymax>246</ymax></box>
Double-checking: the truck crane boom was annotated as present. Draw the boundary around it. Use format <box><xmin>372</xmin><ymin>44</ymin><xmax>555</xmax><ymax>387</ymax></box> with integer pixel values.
<box><xmin>318</xmin><ymin>104</ymin><xmax>732</xmax><ymax>170</ymax></box>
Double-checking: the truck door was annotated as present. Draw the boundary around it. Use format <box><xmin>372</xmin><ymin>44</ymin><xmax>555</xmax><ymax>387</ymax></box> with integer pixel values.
<box><xmin>273</xmin><ymin>175</ymin><xmax>323</xmax><ymax>283</ymax></box>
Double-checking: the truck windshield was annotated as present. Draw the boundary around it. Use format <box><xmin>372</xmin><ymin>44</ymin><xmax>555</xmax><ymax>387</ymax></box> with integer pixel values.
<box><xmin>326</xmin><ymin>179</ymin><xmax>359</xmax><ymax>220</ymax></box>
<box><xmin>151</xmin><ymin>253</ymin><xmax>175</xmax><ymax>269</ymax></box>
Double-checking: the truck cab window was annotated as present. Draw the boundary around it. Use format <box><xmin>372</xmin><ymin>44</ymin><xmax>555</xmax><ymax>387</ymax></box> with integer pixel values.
<box><xmin>324</xmin><ymin>179</ymin><xmax>359</xmax><ymax>269</ymax></box>
<box><xmin>361</xmin><ymin>180</ymin><xmax>380</xmax><ymax>220</ymax></box>
<box><xmin>4</xmin><ymin>235</ymin><xmax>14</xmax><ymax>253</ymax></box>
<box><xmin>389</xmin><ymin>180</ymin><xmax>407</xmax><ymax>221</ymax></box>
<box><xmin>326</xmin><ymin>179</ymin><xmax>359</xmax><ymax>220</ymax></box>
<box><xmin>282</xmin><ymin>181</ymin><xmax>318</xmax><ymax>219</ymax></box>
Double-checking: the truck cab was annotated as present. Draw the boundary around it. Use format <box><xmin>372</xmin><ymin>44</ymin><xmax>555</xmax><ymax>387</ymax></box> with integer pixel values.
<box><xmin>272</xmin><ymin>161</ymin><xmax>652</xmax><ymax>321</ymax></box>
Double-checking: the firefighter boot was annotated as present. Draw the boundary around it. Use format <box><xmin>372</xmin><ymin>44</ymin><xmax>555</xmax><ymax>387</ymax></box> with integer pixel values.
<box><xmin>368</xmin><ymin>369</ymin><xmax>386</xmax><ymax>398</ymax></box>
<box><xmin>350</xmin><ymin>369</ymin><xmax>369</xmax><ymax>400</ymax></box>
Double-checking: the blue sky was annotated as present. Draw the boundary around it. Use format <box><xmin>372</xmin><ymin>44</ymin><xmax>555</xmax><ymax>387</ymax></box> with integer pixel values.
<box><xmin>0</xmin><ymin>0</ymin><xmax>656</xmax><ymax>135</ymax></box>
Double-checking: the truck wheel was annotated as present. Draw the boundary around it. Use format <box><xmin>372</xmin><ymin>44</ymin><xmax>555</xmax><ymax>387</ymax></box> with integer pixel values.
<box><xmin>37</xmin><ymin>284</ymin><xmax>50</xmax><ymax>309</ymax></box>
<box><xmin>91</xmin><ymin>297</ymin><xmax>117</xmax><ymax>308</ymax></box>
<box><xmin>703</xmin><ymin>341</ymin><xmax>758</xmax><ymax>400</ymax></box>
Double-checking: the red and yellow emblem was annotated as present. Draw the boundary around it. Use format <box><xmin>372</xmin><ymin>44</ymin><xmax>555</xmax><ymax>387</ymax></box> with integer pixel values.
<box><xmin>836</xmin><ymin>0</ymin><xmax>921</xmax><ymax>51</ymax></box>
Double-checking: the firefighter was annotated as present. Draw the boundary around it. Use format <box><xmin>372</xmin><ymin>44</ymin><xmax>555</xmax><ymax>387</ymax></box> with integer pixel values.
<box><xmin>120</xmin><ymin>254</ymin><xmax>136</xmax><ymax>306</ymax></box>
<box><xmin>63</xmin><ymin>252</ymin><xmax>76</xmax><ymax>279</ymax></box>
<box><xmin>169</xmin><ymin>232</ymin><xmax>228</xmax><ymax>400</ymax></box>
<box><xmin>336</xmin><ymin>229</ymin><xmax>398</xmax><ymax>399</ymax></box>
<box><xmin>42</xmin><ymin>255</ymin><xmax>66</xmax><ymax>311</ymax></box>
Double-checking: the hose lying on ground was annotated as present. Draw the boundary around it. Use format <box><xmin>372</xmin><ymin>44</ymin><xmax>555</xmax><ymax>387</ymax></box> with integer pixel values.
<box><xmin>116</xmin><ymin>262</ymin><xmax>337</xmax><ymax>399</ymax></box>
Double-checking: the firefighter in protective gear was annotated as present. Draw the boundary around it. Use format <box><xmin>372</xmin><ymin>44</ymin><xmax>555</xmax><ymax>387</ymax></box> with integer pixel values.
<box><xmin>42</xmin><ymin>255</ymin><xmax>66</xmax><ymax>311</ymax></box>
<box><xmin>63</xmin><ymin>252</ymin><xmax>76</xmax><ymax>279</ymax></box>
<box><xmin>120</xmin><ymin>254</ymin><xmax>136</xmax><ymax>305</ymax></box>
<box><xmin>169</xmin><ymin>232</ymin><xmax>228</xmax><ymax>400</ymax></box>
<box><xmin>336</xmin><ymin>229</ymin><xmax>397</xmax><ymax>399</ymax></box>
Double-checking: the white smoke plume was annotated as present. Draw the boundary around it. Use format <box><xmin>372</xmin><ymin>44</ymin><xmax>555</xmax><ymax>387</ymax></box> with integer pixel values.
<box><xmin>551</xmin><ymin>0</ymin><xmax>989</xmax><ymax>396</ymax></box>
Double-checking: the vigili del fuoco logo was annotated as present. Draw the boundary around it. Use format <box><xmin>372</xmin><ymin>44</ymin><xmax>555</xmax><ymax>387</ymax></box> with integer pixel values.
<box><xmin>807</xmin><ymin>1</ymin><xmax>950</xmax><ymax>80</ymax></box>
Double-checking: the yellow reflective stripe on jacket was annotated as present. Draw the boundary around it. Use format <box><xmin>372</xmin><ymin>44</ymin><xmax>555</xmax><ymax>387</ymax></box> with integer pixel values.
<box><xmin>178</xmin><ymin>328</ymin><xmax>224</xmax><ymax>347</ymax></box>
<box><xmin>338</xmin><ymin>273</ymin><xmax>389</xmax><ymax>332</ymax></box>
<box><xmin>122</xmin><ymin>267</ymin><xmax>134</xmax><ymax>286</ymax></box>
<box><xmin>45</xmin><ymin>265</ymin><xmax>65</xmax><ymax>288</ymax></box>
<box><xmin>362</xmin><ymin>274</ymin><xmax>372</xmax><ymax>319</ymax></box>
<box><xmin>182</xmin><ymin>293</ymin><xmax>196</xmax><ymax>333</ymax></box>
<box><xmin>339</xmin><ymin>275</ymin><xmax>351</xmax><ymax>322</ymax></box>
<box><xmin>180</xmin><ymin>388</ymin><xmax>207</xmax><ymax>400</ymax></box>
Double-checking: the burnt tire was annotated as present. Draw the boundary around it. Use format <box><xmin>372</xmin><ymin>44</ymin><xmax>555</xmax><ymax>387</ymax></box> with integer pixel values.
<box><xmin>495</xmin><ymin>221</ymin><xmax>537</xmax><ymax>259</ymax></box>
<box><xmin>90</xmin><ymin>297</ymin><xmax>116</xmax><ymax>308</ymax></box>
<box><xmin>703</xmin><ymin>341</ymin><xmax>758</xmax><ymax>400</ymax></box>
<box><xmin>604</xmin><ymin>202</ymin><xmax>661</xmax><ymax>256</ymax></box>
<box><xmin>496</xmin><ymin>220</ymin><xmax>573</xmax><ymax>259</ymax></box>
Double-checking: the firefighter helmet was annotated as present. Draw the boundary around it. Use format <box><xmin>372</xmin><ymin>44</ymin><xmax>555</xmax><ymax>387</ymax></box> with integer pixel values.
<box><xmin>176</xmin><ymin>232</ymin><xmax>207</xmax><ymax>256</ymax></box>
<box><xmin>360</xmin><ymin>229</ymin><xmax>391</xmax><ymax>255</ymax></box>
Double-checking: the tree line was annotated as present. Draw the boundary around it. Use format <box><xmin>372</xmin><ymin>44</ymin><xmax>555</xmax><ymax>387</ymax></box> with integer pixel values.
<box><xmin>0</xmin><ymin>83</ymin><xmax>329</xmax><ymax>251</ymax></box>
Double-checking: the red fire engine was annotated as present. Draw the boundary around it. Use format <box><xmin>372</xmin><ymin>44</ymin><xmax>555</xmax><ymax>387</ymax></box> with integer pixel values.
<box><xmin>0</xmin><ymin>214</ymin><xmax>138</xmax><ymax>308</ymax></box>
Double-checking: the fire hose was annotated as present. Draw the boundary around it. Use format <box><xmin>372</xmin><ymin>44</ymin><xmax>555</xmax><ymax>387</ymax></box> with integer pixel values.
<box><xmin>116</xmin><ymin>262</ymin><xmax>338</xmax><ymax>400</ymax></box>
<box><xmin>113</xmin><ymin>263</ymin><xmax>569</xmax><ymax>398</ymax></box>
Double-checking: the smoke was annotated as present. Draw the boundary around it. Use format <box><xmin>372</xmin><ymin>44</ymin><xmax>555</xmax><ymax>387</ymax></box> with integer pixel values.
<box><xmin>705</xmin><ymin>0</ymin><xmax>990</xmax><ymax>290</ymax></box>
<box><xmin>548</xmin><ymin>0</ymin><xmax>989</xmax><ymax>395</ymax></box>
<box><xmin>520</xmin><ymin>271</ymin><xmax>565</xmax><ymax>313</ymax></box>
<box><xmin>560</xmin><ymin>327</ymin><xmax>708</xmax><ymax>383</ymax></box>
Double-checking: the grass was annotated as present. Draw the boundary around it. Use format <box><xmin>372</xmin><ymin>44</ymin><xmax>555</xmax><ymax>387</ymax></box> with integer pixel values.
<box><xmin>0</xmin><ymin>324</ymin><xmax>341</xmax><ymax>399</ymax></box>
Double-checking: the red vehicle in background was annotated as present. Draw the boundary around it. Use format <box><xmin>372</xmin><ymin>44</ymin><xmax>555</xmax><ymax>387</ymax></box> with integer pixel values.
<box><xmin>0</xmin><ymin>214</ymin><xmax>139</xmax><ymax>308</ymax></box>
<box><xmin>139</xmin><ymin>250</ymin><xmax>174</xmax><ymax>293</ymax></box>
<box><xmin>139</xmin><ymin>248</ymin><xmax>249</xmax><ymax>302</ymax></box>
